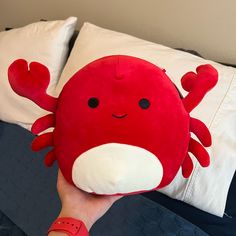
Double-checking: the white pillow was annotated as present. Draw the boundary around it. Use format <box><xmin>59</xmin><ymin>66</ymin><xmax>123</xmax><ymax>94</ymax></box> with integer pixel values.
<box><xmin>57</xmin><ymin>22</ymin><xmax>236</xmax><ymax>217</ymax></box>
<box><xmin>0</xmin><ymin>17</ymin><xmax>77</xmax><ymax>129</ymax></box>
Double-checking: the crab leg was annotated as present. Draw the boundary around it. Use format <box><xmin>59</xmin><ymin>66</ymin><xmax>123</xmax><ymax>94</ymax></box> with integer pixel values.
<box><xmin>44</xmin><ymin>149</ymin><xmax>57</xmax><ymax>167</ymax></box>
<box><xmin>181</xmin><ymin>153</ymin><xmax>194</xmax><ymax>178</ymax></box>
<box><xmin>188</xmin><ymin>137</ymin><xmax>210</xmax><ymax>167</ymax></box>
<box><xmin>31</xmin><ymin>114</ymin><xmax>55</xmax><ymax>135</ymax></box>
<box><xmin>181</xmin><ymin>64</ymin><xmax>218</xmax><ymax>113</ymax></box>
<box><xmin>31</xmin><ymin>132</ymin><xmax>53</xmax><ymax>151</ymax></box>
<box><xmin>190</xmin><ymin>118</ymin><xmax>211</xmax><ymax>147</ymax></box>
<box><xmin>8</xmin><ymin>59</ymin><xmax>58</xmax><ymax>112</ymax></box>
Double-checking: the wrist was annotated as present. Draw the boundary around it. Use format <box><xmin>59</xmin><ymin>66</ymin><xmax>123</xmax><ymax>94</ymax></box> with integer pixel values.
<box><xmin>58</xmin><ymin>206</ymin><xmax>94</xmax><ymax>230</ymax></box>
<box><xmin>48</xmin><ymin>217</ymin><xmax>89</xmax><ymax>236</ymax></box>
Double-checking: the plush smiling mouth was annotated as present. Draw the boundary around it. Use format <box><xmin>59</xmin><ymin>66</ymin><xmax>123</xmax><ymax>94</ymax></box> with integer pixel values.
<box><xmin>112</xmin><ymin>113</ymin><xmax>128</xmax><ymax>119</ymax></box>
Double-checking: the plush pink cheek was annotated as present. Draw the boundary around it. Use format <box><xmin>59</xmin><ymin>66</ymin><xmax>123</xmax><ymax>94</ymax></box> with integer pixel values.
<box><xmin>70</xmin><ymin>143</ymin><xmax>163</xmax><ymax>195</ymax></box>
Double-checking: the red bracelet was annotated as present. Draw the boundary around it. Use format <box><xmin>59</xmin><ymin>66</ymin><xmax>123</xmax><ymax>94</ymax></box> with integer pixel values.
<box><xmin>48</xmin><ymin>217</ymin><xmax>89</xmax><ymax>236</ymax></box>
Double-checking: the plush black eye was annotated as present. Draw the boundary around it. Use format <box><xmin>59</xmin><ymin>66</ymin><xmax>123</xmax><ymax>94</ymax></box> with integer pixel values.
<box><xmin>88</xmin><ymin>97</ymin><xmax>99</xmax><ymax>108</ymax></box>
<box><xmin>139</xmin><ymin>98</ymin><xmax>150</xmax><ymax>109</ymax></box>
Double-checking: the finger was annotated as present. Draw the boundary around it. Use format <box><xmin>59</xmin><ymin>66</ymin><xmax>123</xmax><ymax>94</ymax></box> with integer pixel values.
<box><xmin>58</xmin><ymin>169</ymin><xmax>62</xmax><ymax>180</ymax></box>
<box><xmin>108</xmin><ymin>195</ymin><xmax>123</xmax><ymax>204</ymax></box>
<box><xmin>57</xmin><ymin>169</ymin><xmax>66</xmax><ymax>189</ymax></box>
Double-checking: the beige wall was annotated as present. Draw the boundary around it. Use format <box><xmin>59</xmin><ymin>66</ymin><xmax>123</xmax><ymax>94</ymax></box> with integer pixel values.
<box><xmin>0</xmin><ymin>0</ymin><xmax>235</xmax><ymax>64</ymax></box>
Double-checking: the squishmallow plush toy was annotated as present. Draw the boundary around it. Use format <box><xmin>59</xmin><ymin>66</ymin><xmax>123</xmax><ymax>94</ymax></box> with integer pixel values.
<box><xmin>8</xmin><ymin>55</ymin><xmax>218</xmax><ymax>195</ymax></box>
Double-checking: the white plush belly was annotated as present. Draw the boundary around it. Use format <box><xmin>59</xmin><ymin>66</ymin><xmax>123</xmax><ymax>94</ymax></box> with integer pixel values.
<box><xmin>72</xmin><ymin>143</ymin><xmax>163</xmax><ymax>195</ymax></box>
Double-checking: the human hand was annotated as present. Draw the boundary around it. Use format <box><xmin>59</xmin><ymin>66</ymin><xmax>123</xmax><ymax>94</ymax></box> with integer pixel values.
<box><xmin>57</xmin><ymin>170</ymin><xmax>122</xmax><ymax>230</ymax></box>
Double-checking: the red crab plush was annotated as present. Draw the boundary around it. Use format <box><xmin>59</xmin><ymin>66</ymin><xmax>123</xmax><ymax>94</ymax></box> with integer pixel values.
<box><xmin>8</xmin><ymin>55</ymin><xmax>218</xmax><ymax>195</ymax></box>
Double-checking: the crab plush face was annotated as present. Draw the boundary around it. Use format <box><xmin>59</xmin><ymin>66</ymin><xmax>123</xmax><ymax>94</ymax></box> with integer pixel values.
<box><xmin>8</xmin><ymin>55</ymin><xmax>218</xmax><ymax>195</ymax></box>
<box><xmin>54</xmin><ymin>56</ymin><xmax>190</xmax><ymax>194</ymax></box>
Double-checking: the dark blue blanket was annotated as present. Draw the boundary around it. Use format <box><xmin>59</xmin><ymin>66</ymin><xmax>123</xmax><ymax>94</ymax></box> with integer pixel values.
<box><xmin>0</xmin><ymin>121</ymin><xmax>208</xmax><ymax>236</ymax></box>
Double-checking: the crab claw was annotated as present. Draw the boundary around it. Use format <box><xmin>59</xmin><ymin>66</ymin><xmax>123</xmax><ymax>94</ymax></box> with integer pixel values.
<box><xmin>181</xmin><ymin>64</ymin><xmax>218</xmax><ymax>113</ymax></box>
<box><xmin>8</xmin><ymin>59</ymin><xmax>57</xmax><ymax>112</ymax></box>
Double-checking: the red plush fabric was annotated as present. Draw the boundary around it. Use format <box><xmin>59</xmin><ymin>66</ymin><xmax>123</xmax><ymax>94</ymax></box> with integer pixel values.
<box><xmin>54</xmin><ymin>56</ymin><xmax>190</xmax><ymax>189</ymax></box>
<box><xmin>31</xmin><ymin>114</ymin><xmax>55</xmax><ymax>135</ymax></box>
<box><xmin>8</xmin><ymin>59</ymin><xmax>57</xmax><ymax>112</ymax></box>
<box><xmin>8</xmin><ymin>55</ymin><xmax>218</xmax><ymax>195</ymax></box>
<box><xmin>181</xmin><ymin>64</ymin><xmax>218</xmax><ymax>112</ymax></box>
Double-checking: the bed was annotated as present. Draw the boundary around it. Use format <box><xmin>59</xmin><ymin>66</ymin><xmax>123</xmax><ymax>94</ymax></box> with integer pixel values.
<box><xmin>0</xmin><ymin>18</ymin><xmax>236</xmax><ymax>236</ymax></box>
<box><xmin>0</xmin><ymin>121</ymin><xmax>209</xmax><ymax>236</ymax></box>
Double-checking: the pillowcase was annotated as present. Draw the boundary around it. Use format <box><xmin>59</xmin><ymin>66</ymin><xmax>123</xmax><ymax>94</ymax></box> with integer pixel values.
<box><xmin>0</xmin><ymin>17</ymin><xmax>77</xmax><ymax>129</ymax></box>
<box><xmin>57</xmin><ymin>22</ymin><xmax>236</xmax><ymax>217</ymax></box>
